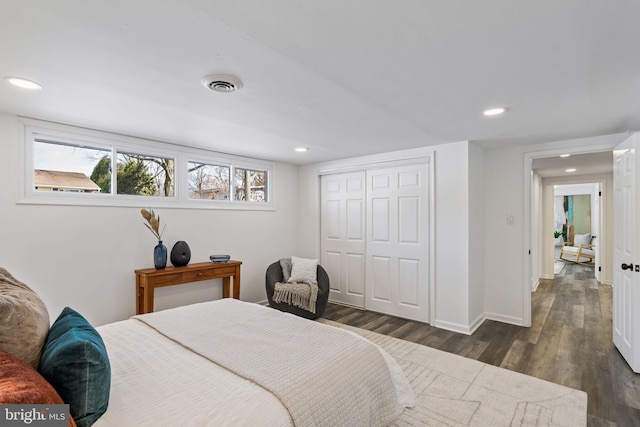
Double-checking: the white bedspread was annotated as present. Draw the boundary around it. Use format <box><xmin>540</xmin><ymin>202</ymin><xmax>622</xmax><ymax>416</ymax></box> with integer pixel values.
<box><xmin>95</xmin><ymin>299</ymin><xmax>413</xmax><ymax>426</ymax></box>
<box><xmin>94</xmin><ymin>315</ymin><xmax>291</xmax><ymax>426</ymax></box>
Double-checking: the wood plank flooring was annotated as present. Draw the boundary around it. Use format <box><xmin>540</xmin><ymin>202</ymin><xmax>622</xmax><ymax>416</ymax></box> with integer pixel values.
<box><xmin>323</xmin><ymin>263</ymin><xmax>640</xmax><ymax>426</ymax></box>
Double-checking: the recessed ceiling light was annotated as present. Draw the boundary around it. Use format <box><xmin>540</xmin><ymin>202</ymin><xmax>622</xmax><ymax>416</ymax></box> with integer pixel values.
<box><xmin>483</xmin><ymin>107</ymin><xmax>506</xmax><ymax>116</ymax></box>
<box><xmin>560</xmin><ymin>154</ymin><xmax>571</xmax><ymax>158</ymax></box>
<box><xmin>295</xmin><ymin>147</ymin><xmax>308</xmax><ymax>152</ymax></box>
<box><xmin>5</xmin><ymin>76</ymin><xmax>42</xmax><ymax>90</ymax></box>
<box><xmin>565</xmin><ymin>168</ymin><xmax>577</xmax><ymax>173</ymax></box>
<box><xmin>201</xmin><ymin>74</ymin><xmax>242</xmax><ymax>93</ymax></box>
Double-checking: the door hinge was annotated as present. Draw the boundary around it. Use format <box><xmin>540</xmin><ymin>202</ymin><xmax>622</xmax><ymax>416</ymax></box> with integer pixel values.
<box><xmin>599</xmin><ymin>191</ymin><xmax>602</xmax><ymax>197</ymax></box>
<box><xmin>599</xmin><ymin>266</ymin><xmax>602</xmax><ymax>272</ymax></box>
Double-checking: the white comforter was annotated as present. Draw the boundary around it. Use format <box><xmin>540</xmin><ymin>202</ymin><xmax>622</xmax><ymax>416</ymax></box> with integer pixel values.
<box><xmin>95</xmin><ymin>299</ymin><xmax>414</xmax><ymax>426</ymax></box>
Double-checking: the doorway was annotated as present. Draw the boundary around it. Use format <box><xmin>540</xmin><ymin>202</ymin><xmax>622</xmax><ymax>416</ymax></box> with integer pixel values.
<box><xmin>524</xmin><ymin>147</ymin><xmax>616</xmax><ymax>326</ymax></box>
<box><xmin>550</xmin><ymin>183</ymin><xmax>601</xmax><ymax>282</ymax></box>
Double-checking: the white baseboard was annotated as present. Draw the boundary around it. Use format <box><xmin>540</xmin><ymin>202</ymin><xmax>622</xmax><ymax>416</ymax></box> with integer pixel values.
<box><xmin>327</xmin><ymin>299</ymin><xmax>366</xmax><ymax>310</ymax></box>
<box><xmin>468</xmin><ymin>313</ymin><xmax>486</xmax><ymax>335</ymax></box>
<box><xmin>484</xmin><ymin>312</ymin><xmax>525</xmax><ymax>327</ymax></box>
<box><xmin>433</xmin><ymin>319</ymin><xmax>474</xmax><ymax>335</ymax></box>
<box><xmin>532</xmin><ymin>278</ymin><xmax>541</xmax><ymax>292</ymax></box>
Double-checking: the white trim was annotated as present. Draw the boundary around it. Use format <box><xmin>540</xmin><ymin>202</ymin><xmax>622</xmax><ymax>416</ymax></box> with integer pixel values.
<box><xmin>318</xmin><ymin>156</ymin><xmax>430</xmax><ymax>175</ymax></box>
<box><xmin>468</xmin><ymin>313</ymin><xmax>486</xmax><ymax>335</ymax></box>
<box><xmin>532</xmin><ymin>278</ymin><xmax>542</xmax><ymax>291</ymax></box>
<box><xmin>433</xmin><ymin>312</ymin><xmax>486</xmax><ymax>335</ymax></box>
<box><xmin>429</xmin><ymin>150</ymin><xmax>436</xmax><ymax>326</ymax></box>
<box><xmin>484</xmin><ymin>312</ymin><xmax>524</xmax><ymax>327</ymax></box>
<box><xmin>17</xmin><ymin>117</ymin><xmax>274</xmax><ymax>210</ymax></box>
<box><xmin>315</xmin><ymin>146</ymin><xmax>433</xmax><ymax>176</ymax></box>
<box><xmin>432</xmin><ymin>320</ymin><xmax>472</xmax><ymax>335</ymax></box>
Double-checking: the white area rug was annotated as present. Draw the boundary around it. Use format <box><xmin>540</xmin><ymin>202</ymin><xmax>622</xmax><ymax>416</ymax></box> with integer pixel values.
<box><xmin>554</xmin><ymin>260</ymin><xmax>566</xmax><ymax>275</ymax></box>
<box><xmin>320</xmin><ymin>320</ymin><xmax>587</xmax><ymax>427</ymax></box>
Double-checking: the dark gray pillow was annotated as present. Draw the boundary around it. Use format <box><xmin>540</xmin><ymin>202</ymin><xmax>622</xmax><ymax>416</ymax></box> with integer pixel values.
<box><xmin>279</xmin><ymin>258</ymin><xmax>292</xmax><ymax>282</ymax></box>
<box><xmin>0</xmin><ymin>267</ymin><xmax>50</xmax><ymax>369</ymax></box>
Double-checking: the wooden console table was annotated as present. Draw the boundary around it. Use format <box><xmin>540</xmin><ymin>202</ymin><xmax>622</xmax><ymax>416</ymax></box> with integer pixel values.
<box><xmin>135</xmin><ymin>261</ymin><xmax>242</xmax><ymax>315</ymax></box>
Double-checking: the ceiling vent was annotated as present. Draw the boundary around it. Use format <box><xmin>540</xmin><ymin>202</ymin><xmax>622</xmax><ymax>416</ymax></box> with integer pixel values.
<box><xmin>201</xmin><ymin>74</ymin><xmax>243</xmax><ymax>93</ymax></box>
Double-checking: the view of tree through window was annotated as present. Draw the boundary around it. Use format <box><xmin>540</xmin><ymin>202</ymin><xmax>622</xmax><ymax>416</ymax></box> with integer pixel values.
<box><xmin>188</xmin><ymin>161</ymin><xmax>230</xmax><ymax>200</ymax></box>
<box><xmin>115</xmin><ymin>152</ymin><xmax>175</xmax><ymax>196</ymax></box>
<box><xmin>234</xmin><ymin>168</ymin><xmax>266</xmax><ymax>202</ymax></box>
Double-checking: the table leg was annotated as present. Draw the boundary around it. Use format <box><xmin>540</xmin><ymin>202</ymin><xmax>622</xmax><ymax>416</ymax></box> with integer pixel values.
<box><xmin>142</xmin><ymin>286</ymin><xmax>155</xmax><ymax>314</ymax></box>
<box><xmin>222</xmin><ymin>277</ymin><xmax>231</xmax><ymax>298</ymax></box>
<box><xmin>136</xmin><ymin>283</ymin><xmax>143</xmax><ymax>315</ymax></box>
<box><xmin>233</xmin><ymin>267</ymin><xmax>240</xmax><ymax>299</ymax></box>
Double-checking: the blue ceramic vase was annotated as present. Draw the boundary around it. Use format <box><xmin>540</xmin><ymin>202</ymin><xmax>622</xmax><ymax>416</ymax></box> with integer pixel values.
<box><xmin>154</xmin><ymin>241</ymin><xmax>167</xmax><ymax>269</ymax></box>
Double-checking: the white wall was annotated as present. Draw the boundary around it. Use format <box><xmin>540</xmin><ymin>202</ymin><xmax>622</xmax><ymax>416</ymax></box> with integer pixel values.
<box><xmin>0</xmin><ymin>113</ymin><xmax>299</xmax><ymax>326</ymax></box>
<box><xmin>432</xmin><ymin>141</ymin><xmax>472</xmax><ymax>332</ymax></box>
<box><xmin>468</xmin><ymin>142</ymin><xmax>485</xmax><ymax>330</ymax></box>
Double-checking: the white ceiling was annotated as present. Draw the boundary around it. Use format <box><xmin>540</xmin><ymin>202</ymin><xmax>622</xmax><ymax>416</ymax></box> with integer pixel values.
<box><xmin>532</xmin><ymin>150</ymin><xmax>613</xmax><ymax>178</ymax></box>
<box><xmin>1</xmin><ymin>1</ymin><xmax>640</xmax><ymax>165</ymax></box>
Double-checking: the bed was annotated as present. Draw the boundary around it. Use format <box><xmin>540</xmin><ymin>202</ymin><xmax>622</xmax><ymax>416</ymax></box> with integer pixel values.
<box><xmin>93</xmin><ymin>299</ymin><xmax>415</xmax><ymax>426</ymax></box>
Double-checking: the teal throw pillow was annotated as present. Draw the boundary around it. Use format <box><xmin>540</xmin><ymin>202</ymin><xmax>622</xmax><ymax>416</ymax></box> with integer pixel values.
<box><xmin>39</xmin><ymin>307</ymin><xmax>110</xmax><ymax>427</ymax></box>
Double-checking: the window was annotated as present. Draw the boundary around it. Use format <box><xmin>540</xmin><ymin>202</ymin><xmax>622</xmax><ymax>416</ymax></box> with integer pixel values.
<box><xmin>116</xmin><ymin>151</ymin><xmax>175</xmax><ymax>197</ymax></box>
<box><xmin>187</xmin><ymin>161</ymin><xmax>230</xmax><ymax>200</ymax></box>
<box><xmin>21</xmin><ymin>118</ymin><xmax>273</xmax><ymax>209</ymax></box>
<box><xmin>33</xmin><ymin>138</ymin><xmax>111</xmax><ymax>194</ymax></box>
<box><xmin>234</xmin><ymin>168</ymin><xmax>267</xmax><ymax>202</ymax></box>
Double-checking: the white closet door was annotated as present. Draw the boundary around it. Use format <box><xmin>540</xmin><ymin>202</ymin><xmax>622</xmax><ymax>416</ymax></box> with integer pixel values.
<box><xmin>320</xmin><ymin>172</ymin><xmax>366</xmax><ymax>308</ymax></box>
<box><xmin>365</xmin><ymin>164</ymin><xmax>429</xmax><ymax>322</ymax></box>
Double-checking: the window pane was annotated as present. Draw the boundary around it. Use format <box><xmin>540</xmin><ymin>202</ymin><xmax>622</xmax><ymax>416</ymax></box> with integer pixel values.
<box><xmin>234</xmin><ymin>168</ymin><xmax>267</xmax><ymax>202</ymax></box>
<box><xmin>33</xmin><ymin>139</ymin><xmax>110</xmax><ymax>193</ymax></box>
<box><xmin>187</xmin><ymin>161</ymin><xmax>230</xmax><ymax>200</ymax></box>
<box><xmin>116</xmin><ymin>151</ymin><xmax>175</xmax><ymax>197</ymax></box>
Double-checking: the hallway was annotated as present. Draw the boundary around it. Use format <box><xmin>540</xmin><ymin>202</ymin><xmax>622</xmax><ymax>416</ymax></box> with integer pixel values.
<box><xmin>324</xmin><ymin>263</ymin><xmax>640</xmax><ymax>426</ymax></box>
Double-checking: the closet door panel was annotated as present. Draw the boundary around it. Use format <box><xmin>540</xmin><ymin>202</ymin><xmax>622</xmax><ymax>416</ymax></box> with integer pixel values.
<box><xmin>321</xmin><ymin>172</ymin><xmax>366</xmax><ymax>307</ymax></box>
<box><xmin>366</xmin><ymin>163</ymin><xmax>429</xmax><ymax>322</ymax></box>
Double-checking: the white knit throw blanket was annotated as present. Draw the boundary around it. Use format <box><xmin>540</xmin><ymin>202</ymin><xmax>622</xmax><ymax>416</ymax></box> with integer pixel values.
<box><xmin>133</xmin><ymin>299</ymin><xmax>408</xmax><ymax>426</ymax></box>
<box><xmin>272</xmin><ymin>281</ymin><xmax>318</xmax><ymax>313</ymax></box>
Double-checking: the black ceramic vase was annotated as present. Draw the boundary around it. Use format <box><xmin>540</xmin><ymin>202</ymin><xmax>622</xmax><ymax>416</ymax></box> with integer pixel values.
<box><xmin>170</xmin><ymin>241</ymin><xmax>191</xmax><ymax>267</ymax></box>
<box><xmin>154</xmin><ymin>241</ymin><xmax>167</xmax><ymax>270</ymax></box>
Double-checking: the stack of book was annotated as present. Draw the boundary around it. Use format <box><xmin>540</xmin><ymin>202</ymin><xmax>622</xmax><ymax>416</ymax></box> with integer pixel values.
<box><xmin>209</xmin><ymin>254</ymin><xmax>231</xmax><ymax>263</ymax></box>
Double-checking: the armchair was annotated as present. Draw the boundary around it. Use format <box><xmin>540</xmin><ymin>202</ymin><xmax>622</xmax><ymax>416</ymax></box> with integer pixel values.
<box><xmin>265</xmin><ymin>260</ymin><xmax>330</xmax><ymax>319</ymax></box>
<box><xmin>559</xmin><ymin>231</ymin><xmax>594</xmax><ymax>267</ymax></box>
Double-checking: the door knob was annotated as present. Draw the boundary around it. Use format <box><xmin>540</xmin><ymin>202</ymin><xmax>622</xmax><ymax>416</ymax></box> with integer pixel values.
<box><xmin>622</xmin><ymin>263</ymin><xmax>634</xmax><ymax>271</ymax></box>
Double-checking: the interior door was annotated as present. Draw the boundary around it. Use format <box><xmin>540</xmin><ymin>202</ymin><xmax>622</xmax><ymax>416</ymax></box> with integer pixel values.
<box><xmin>320</xmin><ymin>172</ymin><xmax>366</xmax><ymax>308</ymax></box>
<box><xmin>613</xmin><ymin>133</ymin><xmax>640</xmax><ymax>372</ymax></box>
<box><xmin>594</xmin><ymin>183</ymin><xmax>601</xmax><ymax>283</ymax></box>
<box><xmin>365</xmin><ymin>164</ymin><xmax>429</xmax><ymax>322</ymax></box>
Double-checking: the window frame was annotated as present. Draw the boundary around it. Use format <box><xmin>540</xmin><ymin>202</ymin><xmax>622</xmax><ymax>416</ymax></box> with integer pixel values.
<box><xmin>19</xmin><ymin>117</ymin><xmax>274</xmax><ymax>210</ymax></box>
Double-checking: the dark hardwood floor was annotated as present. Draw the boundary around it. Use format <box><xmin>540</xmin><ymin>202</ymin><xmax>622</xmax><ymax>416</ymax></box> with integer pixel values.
<box><xmin>323</xmin><ymin>263</ymin><xmax>640</xmax><ymax>426</ymax></box>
